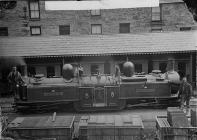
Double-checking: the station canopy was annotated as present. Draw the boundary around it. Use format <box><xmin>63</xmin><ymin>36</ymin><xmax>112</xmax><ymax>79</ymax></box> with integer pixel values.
<box><xmin>0</xmin><ymin>31</ymin><xmax>196</xmax><ymax>58</ymax></box>
<box><xmin>45</xmin><ymin>0</ymin><xmax>159</xmax><ymax>10</ymax></box>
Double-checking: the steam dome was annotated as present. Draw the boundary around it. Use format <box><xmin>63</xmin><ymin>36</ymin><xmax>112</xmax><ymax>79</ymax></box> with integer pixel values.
<box><xmin>123</xmin><ymin>61</ymin><xmax>135</xmax><ymax>77</ymax></box>
<box><xmin>62</xmin><ymin>64</ymin><xmax>74</xmax><ymax>80</ymax></box>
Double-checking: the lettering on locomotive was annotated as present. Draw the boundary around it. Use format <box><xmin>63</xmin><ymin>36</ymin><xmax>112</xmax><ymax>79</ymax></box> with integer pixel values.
<box><xmin>136</xmin><ymin>89</ymin><xmax>155</xmax><ymax>93</ymax></box>
<box><xmin>43</xmin><ymin>92</ymin><xmax>64</xmax><ymax>96</ymax></box>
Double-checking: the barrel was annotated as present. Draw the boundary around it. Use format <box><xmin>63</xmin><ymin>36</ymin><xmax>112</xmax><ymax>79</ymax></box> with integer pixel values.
<box><xmin>190</xmin><ymin>98</ymin><xmax>197</xmax><ymax>127</ymax></box>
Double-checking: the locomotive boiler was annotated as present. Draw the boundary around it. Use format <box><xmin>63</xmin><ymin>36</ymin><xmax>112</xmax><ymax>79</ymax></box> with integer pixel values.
<box><xmin>15</xmin><ymin>61</ymin><xmax>181</xmax><ymax>112</ymax></box>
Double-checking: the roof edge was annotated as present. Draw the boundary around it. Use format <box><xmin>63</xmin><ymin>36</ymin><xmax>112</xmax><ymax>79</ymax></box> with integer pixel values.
<box><xmin>20</xmin><ymin>50</ymin><xmax>196</xmax><ymax>58</ymax></box>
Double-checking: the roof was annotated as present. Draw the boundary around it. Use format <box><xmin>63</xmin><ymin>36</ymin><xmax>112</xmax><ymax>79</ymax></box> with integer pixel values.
<box><xmin>45</xmin><ymin>0</ymin><xmax>159</xmax><ymax>10</ymax></box>
<box><xmin>0</xmin><ymin>31</ymin><xmax>196</xmax><ymax>58</ymax></box>
<box><xmin>159</xmin><ymin>0</ymin><xmax>184</xmax><ymax>4</ymax></box>
<box><xmin>8</xmin><ymin>115</ymin><xmax>75</xmax><ymax>129</ymax></box>
<box><xmin>45</xmin><ymin>0</ymin><xmax>184</xmax><ymax>11</ymax></box>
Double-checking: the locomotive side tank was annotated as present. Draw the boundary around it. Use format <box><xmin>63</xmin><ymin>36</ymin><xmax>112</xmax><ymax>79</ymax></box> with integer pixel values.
<box><xmin>16</xmin><ymin>75</ymin><xmax>79</xmax><ymax>110</ymax></box>
<box><xmin>15</xmin><ymin>61</ymin><xmax>181</xmax><ymax>112</ymax></box>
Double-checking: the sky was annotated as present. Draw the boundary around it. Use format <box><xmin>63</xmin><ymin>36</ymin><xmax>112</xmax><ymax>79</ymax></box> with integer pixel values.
<box><xmin>45</xmin><ymin>0</ymin><xmax>159</xmax><ymax>10</ymax></box>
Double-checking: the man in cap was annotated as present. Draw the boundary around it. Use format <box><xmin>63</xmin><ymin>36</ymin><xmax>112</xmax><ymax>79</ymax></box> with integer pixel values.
<box><xmin>7</xmin><ymin>66</ymin><xmax>24</xmax><ymax>96</ymax></box>
<box><xmin>179</xmin><ymin>77</ymin><xmax>193</xmax><ymax>113</ymax></box>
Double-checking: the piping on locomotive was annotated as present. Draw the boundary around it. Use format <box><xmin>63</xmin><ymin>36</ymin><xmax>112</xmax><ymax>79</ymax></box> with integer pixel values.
<box><xmin>14</xmin><ymin>61</ymin><xmax>181</xmax><ymax>111</ymax></box>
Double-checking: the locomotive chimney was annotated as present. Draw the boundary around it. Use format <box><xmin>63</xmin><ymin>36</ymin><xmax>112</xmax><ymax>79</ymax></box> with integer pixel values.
<box><xmin>167</xmin><ymin>57</ymin><xmax>175</xmax><ymax>71</ymax></box>
<box><xmin>165</xmin><ymin>57</ymin><xmax>180</xmax><ymax>83</ymax></box>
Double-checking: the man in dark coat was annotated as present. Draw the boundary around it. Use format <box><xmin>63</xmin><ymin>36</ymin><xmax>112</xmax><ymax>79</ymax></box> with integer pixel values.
<box><xmin>179</xmin><ymin>77</ymin><xmax>193</xmax><ymax>111</ymax></box>
<box><xmin>78</xmin><ymin>64</ymin><xmax>84</xmax><ymax>77</ymax></box>
<box><xmin>7</xmin><ymin>66</ymin><xmax>24</xmax><ymax>96</ymax></box>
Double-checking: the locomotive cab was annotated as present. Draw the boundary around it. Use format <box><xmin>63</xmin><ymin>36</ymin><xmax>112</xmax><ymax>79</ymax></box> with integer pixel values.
<box><xmin>73</xmin><ymin>75</ymin><xmax>125</xmax><ymax>111</ymax></box>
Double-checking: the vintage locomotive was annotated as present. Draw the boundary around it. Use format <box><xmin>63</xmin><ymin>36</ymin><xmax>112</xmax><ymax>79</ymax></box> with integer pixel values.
<box><xmin>15</xmin><ymin>61</ymin><xmax>181</xmax><ymax>111</ymax></box>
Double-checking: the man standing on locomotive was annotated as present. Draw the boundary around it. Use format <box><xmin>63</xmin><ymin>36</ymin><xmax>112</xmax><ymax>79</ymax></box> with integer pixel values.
<box><xmin>7</xmin><ymin>66</ymin><xmax>24</xmax><ymax>97</ymax></box>
<box><xmin>179</xmin><ymin>76</ymin><xmax>193</xmax><ymax>113</ymax></box>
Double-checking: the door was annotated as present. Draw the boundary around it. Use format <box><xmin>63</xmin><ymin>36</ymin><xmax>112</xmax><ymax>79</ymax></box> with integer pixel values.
<box><xmin>105</xmin><ymin>86</ymin><xmax>119</xmax><ymax>106</ymax></box>
<box><xmin>93</xmin><ymin>87</ymin><xmax>106</xmax><ymax>107</ymax></box>
<box><xmin>178</xmin><ymin>62</ymin><xmax>186</xmax><ymax>79</ymax></box>
<box><xmin>104</xmin><ymin>61</ymin><xmax>110</xmax><ymax>74</ymax></box>
<box><xmin>79</xmin><ymin>87</ymin><xmax>93</xmax><ymax>107</ymax></box>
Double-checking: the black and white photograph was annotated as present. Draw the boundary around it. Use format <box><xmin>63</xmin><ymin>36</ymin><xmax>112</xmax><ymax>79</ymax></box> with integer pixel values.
<box><xmin>0</xmin><ymin>0</ymin><xmax>197</xmax><ymax>139</ymax></box>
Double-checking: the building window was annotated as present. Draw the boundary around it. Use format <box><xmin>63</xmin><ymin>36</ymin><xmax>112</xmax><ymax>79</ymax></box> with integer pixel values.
<box><xmin>91</xmin><ymin>64</ymin><xmax>99</xmax><ymax>75</ymax></box>
<box><xmin>30</xmin><ymin>26</ymin><xmax>41</xmax><ymax>35</ymax></box>
<box><xmin>159</xmin><ymin>62</ymin><xmax>167</xmax><ymax>73</ymax></box>
<box><xmin>91</xmin><ymin>9</ymin><xmax>101</xmax><ymax>16</ymax></box>
<box><xmin>91</xmin><ymin>24</ymin><xmax>102</xmax><ymax>34</ymax></box>
<box><xmin>135</xmin><ymin>64</ymin><xmax>142</xmax><ymax>73</ymax></box>
<box><xmin>29</xmin><ymin>0</ymin><xmax>40</xmax><ymax>19</ymax></box>
<box><xmin>27</xmin><ymin>66</ymin><xmax>36</xmax><ymax>77</ymax></box>
<box><xmin>180</xmin><ymin>27</ymin><xmax>191</xmax><ymax>31</ymax></box>
<box><xmin>152</xmin><ymin>6</ymin><xmax>161</xmax><ymax>21</ymax></box>
<box><xmin>47</xmin><ymin>66</ymin><xmax>55</xmax><ymax>78</ymax></box>
<box><xmin>151</xmin><ymin>6</ymin><xmax>162</xmax><ymax>31</ymax></box>
<box><xmin>59</xmin><ymin>25</ymin><xmax>70</xmax><ymax>35</ymax></box>
<box><xmin>1</xmin><ymin>1</ymin><xmax>17</xmax><ymax>10</ymax></box>
<box><xmin>119</xmin><ymin>23</ymin><xmax>130</xmax><ymax>33</ymax></box>
<box><xmin>0</xmin><ymin>27</ymin><xmax>8</xmax><ymax>36</ymax></box>
<box><xmin>104</xmin><ymin>61</ymin><xmax>110</xmax><ymax>74</ymax></box>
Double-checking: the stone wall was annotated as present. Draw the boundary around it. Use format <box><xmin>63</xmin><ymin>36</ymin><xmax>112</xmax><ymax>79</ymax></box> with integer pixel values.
<box><xmin>0</xmin><ymin>0</ymin><xmax>195</xmax><ymax>36</ymax></box>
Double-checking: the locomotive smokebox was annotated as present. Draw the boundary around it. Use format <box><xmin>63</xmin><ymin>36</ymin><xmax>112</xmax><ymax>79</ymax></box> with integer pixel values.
<box><xmin>123</xmin><ymin>61</ymin><xmax>135</xmax><ymax>77</ymax></box>
<box><xmin>62</xmin><ymin>64</ymin><xmax>74</xmax><ymax>80</ymax></box>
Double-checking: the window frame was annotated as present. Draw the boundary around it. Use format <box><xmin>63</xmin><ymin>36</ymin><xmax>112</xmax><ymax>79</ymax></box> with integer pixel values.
<box><xmin>134</xmin><ymin>63</ymin><xmax>142</xmax><ymax>73</ymax></box>
<box><xmin>29</xmin><ymin>0</ymin><xmax>40</xmax><ymax>20</ymax></box>
<box><xmin>0</xmin><ymin>27</ymin><xmax>8</xmax><ymax>36</ymax></box>
<box><xmin>30</xmin><ymin>26</ymin><xmax>41</xmax><ymax>35</ymax></box>
<box><xmin>159</xmin><ymin>62</ymin><xmax>167</xmax><ymax>73</ymax></box>
<box><xmin>27</xmin><ymin>66</ymin><xmax>36</xmax><ymax>77</ymax></box>
<box><xmin>151</xmin><ymin>6</ymin><xmax>161</xmax><ymax>21</ymax></box>
<box><xmin>91</xmin><ymin>64</ymin><xmax>99</xmax><ymax>75</ymax></box>
<box><xmin>91</xmin><ymin>24</ymin><xmax>102</xmax><ymax>35</ymax></box>
<box><xmin>119</xmin><ymin>23</ymin><xmax>130</xmax><ymax>33</ymax></box>
<box><xmin>46</xmin><ymin>66</ymin><xmax>55</xmax><ymax>78</ymax></box>
<box><xmin>59</xmin><ymin>25</ymin><xmax>70</xmax><ymax>35</ymax></box>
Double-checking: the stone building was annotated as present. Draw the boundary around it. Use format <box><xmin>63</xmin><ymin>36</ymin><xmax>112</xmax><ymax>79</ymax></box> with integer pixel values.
<box><xmin>0</xmin><ymin>0</ymin><xmax>196</xmax><ymax>87</ymax></box>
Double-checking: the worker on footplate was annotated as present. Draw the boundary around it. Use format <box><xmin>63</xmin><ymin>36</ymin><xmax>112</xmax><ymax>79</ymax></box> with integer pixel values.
<box><xmin>179</xmin><ymin>77</ymin><xmax>193</xmax><ymax>113</ymax></box>
<box><xmin>7</xmin><ymin>66</ymin><xmax>24</xmax><ymax>98</ymax></box>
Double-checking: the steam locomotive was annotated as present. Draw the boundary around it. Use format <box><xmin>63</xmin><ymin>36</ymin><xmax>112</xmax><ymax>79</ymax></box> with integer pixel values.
<box><xmin>15</xmin><ymin>61</ymin><xmax>181</xmax><ymax>112</ymax></box>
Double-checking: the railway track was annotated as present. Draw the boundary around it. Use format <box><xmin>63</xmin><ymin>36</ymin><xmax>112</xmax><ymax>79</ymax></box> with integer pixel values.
<box><xmin>0</xmin><ymin>97</ymin><xmax>15</xmax><ymax>115</ymax></box>
<box><xmin>0</xmin><ymin>98</ymin><xmax>167</xmax><ymax>140</ymax></box>
<box><xmin>1</xmin><ymin>105</ymin><xmax>15</xmax><ymax>114</ymax></box>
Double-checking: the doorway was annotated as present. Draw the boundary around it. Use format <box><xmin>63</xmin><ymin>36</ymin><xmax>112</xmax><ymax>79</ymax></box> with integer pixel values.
<box><xmin>178</xmin><ymin>62</ymin><xmax>186</xmax><ymax>80</ymax></box>
<box><xmin>93</xmin><ymin>87</ymin><xmax>106</xmax><ymax>107</ymax></box>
